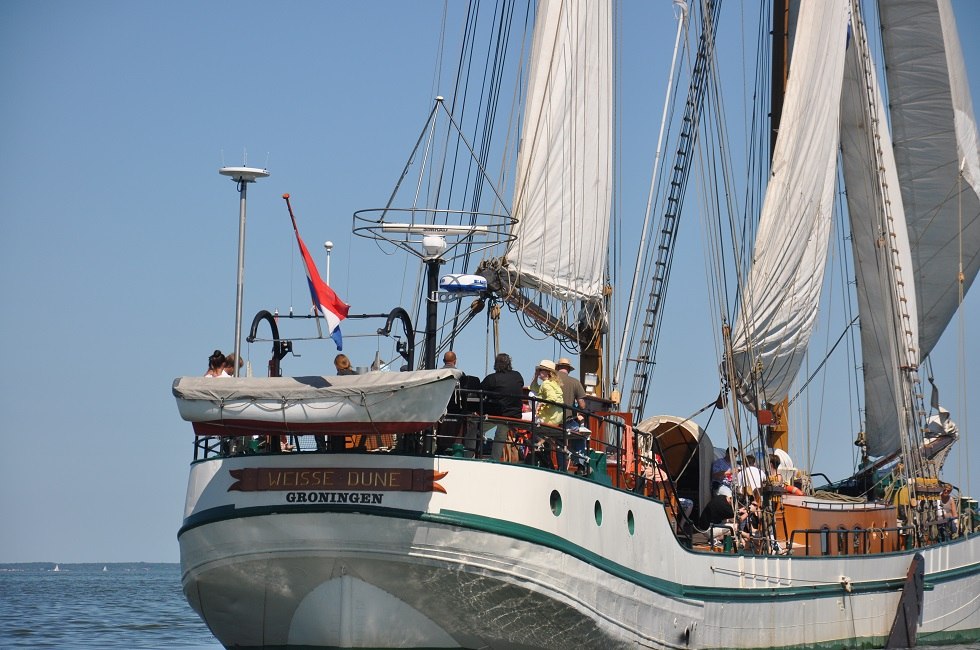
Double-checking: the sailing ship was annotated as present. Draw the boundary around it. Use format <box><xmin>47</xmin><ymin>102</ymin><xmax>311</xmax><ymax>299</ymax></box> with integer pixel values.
<box><xmin>175</xmin><ymin>0</ymin><xmax>980</xmax><ymax>647</ymax></box>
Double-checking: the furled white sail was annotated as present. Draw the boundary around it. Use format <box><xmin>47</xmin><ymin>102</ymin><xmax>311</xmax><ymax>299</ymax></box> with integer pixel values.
<box><xmin>505</xmin><ymin>0</ymin><xmax>613</xmax><ymax>301</ymax></box>
<box><xmin>879</xmin><ymin>0</ymin><xmax>980</xmax><ymax>359</ymax></box>
<box><xmin>840</xmin><ymin>9</ymin><xmax>918</xmax><ymax>457</ymax></box>
<box><xmin>730</xmin><ymin>0</ymin><xmax>850</xmax><ymax>405</ymax></box>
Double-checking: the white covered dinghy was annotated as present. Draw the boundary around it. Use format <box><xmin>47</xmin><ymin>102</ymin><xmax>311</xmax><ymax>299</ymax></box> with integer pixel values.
<box><xmin>173</xmin><ymin>368</ymin><xmax>461</xmax><ymax>435</ymax></box>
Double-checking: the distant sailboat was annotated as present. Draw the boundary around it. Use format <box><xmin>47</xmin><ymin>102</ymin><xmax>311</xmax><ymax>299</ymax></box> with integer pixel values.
<box><xmin>102</xmin><ymin>565</ymin><xmax>108</xmax><ymax>572</ymax></box>
<box><xmin>52</xmin><ymin>564</ymin><xmax>60</xmax><ymax>572</ymax></box>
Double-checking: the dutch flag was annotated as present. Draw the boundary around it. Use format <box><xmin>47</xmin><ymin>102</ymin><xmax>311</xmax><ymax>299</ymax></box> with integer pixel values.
<box><xmin>285</xmin><ymin>195</ymin><xmax>349</xmax><ymax>349</ymax></box>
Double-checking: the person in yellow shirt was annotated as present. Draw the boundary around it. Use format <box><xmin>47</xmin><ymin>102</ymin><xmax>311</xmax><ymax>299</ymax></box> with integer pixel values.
<box><xmin>530</xmin><ymin>360</ymin><xmax>564</xmax><ymax>426</ymax></box>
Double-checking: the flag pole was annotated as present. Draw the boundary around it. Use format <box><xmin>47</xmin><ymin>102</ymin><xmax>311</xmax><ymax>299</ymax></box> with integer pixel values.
<box><xmin>283</xmin><ymin>194</ymin><xmax>323</xmax><ymax>339</ymax></box>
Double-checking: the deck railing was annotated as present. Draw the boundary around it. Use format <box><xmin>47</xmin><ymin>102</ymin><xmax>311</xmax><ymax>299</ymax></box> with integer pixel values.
<box><xmin>185</xmin><ymin>385</ymin><xmax>974</xmax><ymax>555</ymax></box>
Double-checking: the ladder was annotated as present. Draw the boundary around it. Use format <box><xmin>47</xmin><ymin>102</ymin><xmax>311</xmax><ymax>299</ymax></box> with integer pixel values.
<box><xmin>627</xmin><ymin>0</ymin><xmax>721</xmax><ymax>423</ymax></box>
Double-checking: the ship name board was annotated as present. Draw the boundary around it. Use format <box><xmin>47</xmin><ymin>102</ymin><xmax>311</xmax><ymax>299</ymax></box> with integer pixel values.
<box><xmin>228</xmin><ymin>467</ymin><xmax>448</xmax><ymax>493</ymax></box>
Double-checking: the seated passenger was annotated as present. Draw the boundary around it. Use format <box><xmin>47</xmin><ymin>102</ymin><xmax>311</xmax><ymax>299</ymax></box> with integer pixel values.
<box><xmin>939</xmin><ymin>483</ymin><xmax>959</xmax><ymax>536</ymax></box>
<box><xmin>697</xmin><ymin>485</ymin><xmax>735</xmax><ymax>548</ymax></box>
<box><xmin>736</xmin><ymin>501</ymin><xmax>763</xmax><ymax>551</ymax></box>
<box><xmin>711</xmin><ymin>447</ymin><xmax>736</xmax><ymax>492</ymax></box>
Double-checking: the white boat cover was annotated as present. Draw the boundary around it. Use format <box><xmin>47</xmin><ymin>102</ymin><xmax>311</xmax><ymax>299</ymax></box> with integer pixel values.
<box><xmin>173</xmin><ymin>369</ymin><xmax>462</xmax><ymax>435</ymax></box>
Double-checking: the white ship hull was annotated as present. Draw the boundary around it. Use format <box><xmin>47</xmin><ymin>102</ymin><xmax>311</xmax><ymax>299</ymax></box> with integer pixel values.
<box><xmin>179</xmin><ymin>454</ymin><xmax>980</xmax><ymax>649</ymax></box>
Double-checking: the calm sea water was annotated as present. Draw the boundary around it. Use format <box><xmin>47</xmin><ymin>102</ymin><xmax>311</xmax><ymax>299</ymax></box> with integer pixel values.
<box><xmin>0</xmin><ymin>562</ymin><xmax>978</xmax><ymax>649</ymax></box>
<box><xmin>0</xmin><ymin>563</ymin><xmax>219</xmax><ymax>649</ymax></box>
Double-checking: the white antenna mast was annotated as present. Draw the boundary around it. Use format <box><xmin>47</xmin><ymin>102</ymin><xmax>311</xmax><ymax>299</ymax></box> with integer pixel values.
<box><xmin>219</xmin><ymin>165</ymin><xmax>269</xmax><ymax>376</ymax></box>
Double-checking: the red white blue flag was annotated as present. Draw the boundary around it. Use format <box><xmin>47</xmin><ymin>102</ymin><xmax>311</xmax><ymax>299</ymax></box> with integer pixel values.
<box><xmin>285</xmin><ymin>196</ymin><xmax>349</xmax><ymax>349</ymax></box>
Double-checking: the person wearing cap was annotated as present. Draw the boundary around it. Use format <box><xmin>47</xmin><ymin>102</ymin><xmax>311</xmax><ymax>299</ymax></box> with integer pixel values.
<box><xmin>697</xmin><ymin>484</ymin><xmax>735</xmax><ymax>548</ymax></box>
<box><xmin>530</xmin><ymin>359</ymin><xmax>564</xmax><ymax>427</ymax></box>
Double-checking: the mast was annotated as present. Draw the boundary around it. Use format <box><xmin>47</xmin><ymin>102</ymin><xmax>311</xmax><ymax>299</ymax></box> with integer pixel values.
<box><xmin>770</xmin><ymin>0</ymin><xmax>788</xmax><ymax>162</ymax></box>
<box><xmin>219</xmin><ymin>166</ymin><xmax>269</xmax><ymax>377</ymax></box>
<box><xmin>767</xmin><ymin>0</ymin><xmax>790</xmax><ymax>452</ymax></box>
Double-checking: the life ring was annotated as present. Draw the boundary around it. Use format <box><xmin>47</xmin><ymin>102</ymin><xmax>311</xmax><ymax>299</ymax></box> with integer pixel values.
<box><xmin>785</xmin><ymin>485</ymin><xmax>803</xmax><ymax>496</ymax></box>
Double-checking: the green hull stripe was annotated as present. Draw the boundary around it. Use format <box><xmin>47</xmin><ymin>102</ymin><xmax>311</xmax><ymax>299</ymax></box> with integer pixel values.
<box><xmin>180</xmin><ymin>503</ymin><xmax>980</xmax><ymax>603</ymax></box>
<box><xmin>432</xmin><ymin>509</ymin><xmax>980</xmax><ymax>601</ymax></box>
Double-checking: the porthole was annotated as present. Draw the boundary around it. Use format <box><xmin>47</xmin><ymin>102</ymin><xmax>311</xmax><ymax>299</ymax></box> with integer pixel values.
<box><xmin>627</xmin><ymin>510</ymin><xmax>635</xmax><ymax>535</ymax></box>
<box><xmin>594</xmin><ymin>500</ymin><xmax>603</xmax><ymax>526</ymax></box>
<box><xmin>550</xmin><ymin>490</ymin><xmax>562</xmax><ymax>516</ymax></box>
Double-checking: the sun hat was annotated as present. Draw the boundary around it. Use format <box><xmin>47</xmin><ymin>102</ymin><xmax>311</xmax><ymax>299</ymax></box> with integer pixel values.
<box><xmin>535</xmin><ymin>359</ymin><xmax>557</xmax><ymax>373</ymax></box>
<box><xmin>555</xmin><ymin>357</ymin><xmax>575</xmax><ymax>370</ymax></box>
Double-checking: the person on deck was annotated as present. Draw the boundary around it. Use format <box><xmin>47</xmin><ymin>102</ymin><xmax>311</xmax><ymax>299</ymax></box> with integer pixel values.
<box><xmin>530</xmin><ymin>360</ymin><xmax>564</xmax><ymax>427</ymax></box>
<box><xmin>480</xmin><ymin>353</ymin><xmax>525</xmax><ymax>462</ymax></box>
<box><xmin>205</xmin><ymin>350</ymin><xmax>226</xmax><ymax>377</ymax></box>
<box><xmin>223</xmin><ymin>353</ymin><xmax>243</xmax><ymax>377</ymax></box>
<box><xmin>554</xmin><ymin>357</ymin><xmax>588</xmax><ymax>469</ymax></box>
<box><xmin>736</xmin><ymin>500</ymin><xmax>763</xmax><ymax>551</ymax></box>
<box><xmin>698</xmin><ymin>484</ymin><xmax>736</xmax><ymax>548</ymax></box>
<box><xmin>939</xmin><ymin>483</ymin><xmax>959</xmax><ymax>536</ymax></box>
<box><xmin>440</xmin><ymin>350</ymin><xmax>479</xmax><ymax>458</ymax></box>
<box><xmin>711</xmin><ymin>447</ymin><xmax>736</xmax><ymax>491</ymax></box>
<box><xmin>643</xmin><ymin>454</ymin><xmax>670</xmax><ymax>499</ymax></box>
<box><xmin>334</xmin><ymin>354</ymin><xmax>356</xmax><ymax>375</ymax></box>
<box><xmin>555</xmin><ymin>358</ymin><xmax>587</xmax><ymax>414</ymax></box>
<box><xmin>735</xmin><ymin>454</ymin><xmax>765</xmax><ymax>500</ymax></box>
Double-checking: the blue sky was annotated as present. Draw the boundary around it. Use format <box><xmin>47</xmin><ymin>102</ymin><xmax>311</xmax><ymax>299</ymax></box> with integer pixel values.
<box><xmin>1</xmin><ymin>1</ymin><xmax>978</xmax><ymax>563</ymax></box>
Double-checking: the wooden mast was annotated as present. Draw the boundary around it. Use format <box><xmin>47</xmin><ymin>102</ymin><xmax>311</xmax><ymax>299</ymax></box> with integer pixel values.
<box><xmin>767</xmin><ymin>0</ymin><xmax>791</xmax><ymax>452</ymax></box>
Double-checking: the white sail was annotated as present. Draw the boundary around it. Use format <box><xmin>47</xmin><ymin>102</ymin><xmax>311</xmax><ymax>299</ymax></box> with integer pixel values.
<box><xmin>730</xmin><ymin>0</ymin><xmax>851</xmax><ymax>405</ymax></box>
<box><xmin>840</xmin><ymin>8</ymin><xmax>918</xmax><ymax>457</ymax></box>
<box><xmin>505</xmin><ymin>0</ymin><xmax>613</xmax><ymax>301</ymax></box>
<box><xmin>879</xmin><ymin>0</ymin><xmax>980</xmax><ymax>359</ymax></box>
